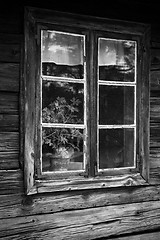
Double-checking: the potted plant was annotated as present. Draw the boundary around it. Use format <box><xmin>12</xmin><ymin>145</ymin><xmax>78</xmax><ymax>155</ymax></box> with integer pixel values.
<box><xmin>42</xmin><ymin>96</ymin><xmax>83</xmax><ymax>171</ymax></box>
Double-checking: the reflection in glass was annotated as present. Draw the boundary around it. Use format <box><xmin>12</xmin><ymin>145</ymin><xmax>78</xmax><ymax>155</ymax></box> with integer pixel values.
<box><xmin>42</xmin><ymin>30</ymin><xmax>84</xmax><ymax>79</ymax></box>
<box><xmin>42</xmin><ymin>127</ymin><xmax>84</xmax><ymax>172</ymax></box>
<box><xmin>42</xmin><ymin>81</ymin><xmax>84</xmax><ymax>124</ymax></box>
<box><xmin>98</xmin><ymin>38</ymin><xmax>136</xmax><ymax>81</ymax></box>
<box><xmin>99</xmin><ymin>85</ymin><xmax>134</xmax><ymax>125</ymax></box>
<box><xmin>99</xmin><ymin>128</ymin><xmax>135</xmax><ymax>169</ymax></box>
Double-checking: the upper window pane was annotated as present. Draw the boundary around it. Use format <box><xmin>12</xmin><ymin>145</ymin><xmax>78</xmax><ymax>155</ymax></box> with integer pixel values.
<box><xmin>41</xmin><ymin>30</ymin><xmax>85</xmax><ymax>79</ymax></box>
<box><xmin>98</xmin><ymin>38</ymin><xmax>136</xmax><ymax>82</ymax></box>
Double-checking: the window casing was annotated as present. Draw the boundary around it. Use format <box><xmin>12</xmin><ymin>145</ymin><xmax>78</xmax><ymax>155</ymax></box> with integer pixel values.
<box><xmin>24</xmin><ymin>7</ymin><xmax>150</xmax><ymax>194</ymax></box>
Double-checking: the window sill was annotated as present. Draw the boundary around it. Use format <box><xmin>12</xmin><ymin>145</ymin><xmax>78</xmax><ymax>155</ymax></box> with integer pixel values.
<box><xmin>27</xmin><ymin>173</ymin><xmax>149</xmax><ymax>195</ymax></box>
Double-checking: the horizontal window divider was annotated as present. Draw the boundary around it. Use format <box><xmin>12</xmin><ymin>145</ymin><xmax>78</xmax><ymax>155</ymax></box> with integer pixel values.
<box><xmin>42</xmin><ymin>75</ymin><xmax>85</xmax><ymax>83</ymax></box>
<box><xmin>98</xmin><ymin>80</ymin><xmax>136</xmax><ymax>86</ymax></box>
<box><xmin>41</xmin><ymin>123</ymin><xmax>85</xmax><ymax>129</ymax></box>
<box><xmin>98</xmin><ymin>124</ymin><xmax>136</xmax><ymax>129</ymax></box>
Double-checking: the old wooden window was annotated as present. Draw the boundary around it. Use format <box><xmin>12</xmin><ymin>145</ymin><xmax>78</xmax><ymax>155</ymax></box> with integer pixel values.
<box><xmin>24</xmin><ymin>7</ymin><xmax>150</xmax><ymax>194</ymax></box>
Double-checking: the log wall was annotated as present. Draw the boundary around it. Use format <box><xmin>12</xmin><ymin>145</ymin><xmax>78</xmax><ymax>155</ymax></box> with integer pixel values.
<box><xmin>1</xmin><ymin>2</ymin><xmax>160</xmax><ymax>239</ymax></box>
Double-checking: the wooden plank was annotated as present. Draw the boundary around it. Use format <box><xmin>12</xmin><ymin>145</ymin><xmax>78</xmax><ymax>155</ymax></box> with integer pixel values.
<box><xmin>27</xmin><ymin>7</ymin><xmax>150</xmax><ymax>35</ymax></box>
<box><xmin>0</xmin><ymin>63</ymin><xmax>19</xmax><ymax>92</ymax></box>
<box><xmin>0</xmin><ymin>200</ymin><xmax>160</xmax><ymax>239</ymax></box>
<box><xmin>149</xmin><ymin>93</ymin><xmax>160</xmax><ymax>183</ymax></box>
<box><xmin>24</xmin><ymin>9</ymin><xmax>37</xmax><ymax>194</ymax></box>
<box><xmin>3</xmin><ymin>231</ymin><xmax>160</xmax><ymax>240</ymax></box>
<box><xmin>0</xmin><ymin>170</ymin><xmax>23</xmax><ymax>195</ymax></box>
<box><xmin>0</xmin><ymin>92</ymin><xmax>19</xmax><ymax>114</ymax></box>
<box><xmin>150</xmin><ymin>70</ymin><xmax>160</xmax><ymax>91</ymax></box>
<box><xmin>0</xmin><ymin>114</ymin><xmax>19</xmax><ymax>132</ymax></box>
<box><xmin>0</xmin><ymin>132</ymin><xmax>19</xmax><ymax>152</ymax></box>
<box><xmin>0</xmin><ymin>33</ymin><xmax>22</xmax><ymax>44</ymax></box>
<box><xmin>0</xmin><ymin>14</ymin><xmax>21</xmax><ymax>34</ymax></box>
<box><xmin>151</xmin><ymin>48</ymin><xmax>160</xmax><ymax>70</ymax></box>
<box><xmin>109</xmin><ymin>231</ymin><xmax>160</xmax><ymax>240</ymax></box>
<box><xmin>0</xmin><ymin>152</ymin><xmax>19</xmax><ymax>170</ymax></box>
<box><xmin>1</xmin><ymin>184</ymin><xmax>160</xmax><ymax>219</ymax></box>
<box><xmin>0</xmin><ymin>44</ymin><xmax>20</xmax><ymax>63</ymax></box>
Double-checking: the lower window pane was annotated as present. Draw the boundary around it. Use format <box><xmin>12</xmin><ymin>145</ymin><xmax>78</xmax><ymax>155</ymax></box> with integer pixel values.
<box><xmin>99</xmin><ymin>128</ymin><xmax>135</xmax><ymax>169</ymax></box>
<box><xmin>42</xmin><ymin>127</ymin><xmax>84</xmax><ymax>172</ymax></box>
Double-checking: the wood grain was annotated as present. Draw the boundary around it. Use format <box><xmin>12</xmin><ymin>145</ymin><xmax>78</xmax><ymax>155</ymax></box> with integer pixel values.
<box><xmin>0</xmin><ymin>92</ymin><xmax>18</xmax><ymax>114</ymax></box>
<box><xmin>0</xmin><ymin>44</ymin><xmax>20</xmax><ymax>63</ymax></box>
<box><xmin>0</xmin><ymin>63</ymin><xmax>19</xmax><ymax>92</ymax></box>
<box><xmin>0</xmin><ymin>170</ymin><xmax>23</xmax><ymax>195</ymax></box>
<box><xmin>1</xmin><ymin>185</ymin><xmax>160</xmax><ymax>219</ymax></box>
<box><xmin>0</xmin><ymin>114</ymin><xmax>19</xmax><ymax>132</ymax></box>
<box><xmin>0</xmin><ymin>152</ymin><xmax>19</xmax><ymax>170</ymax></box>
<box><xmin>0</xmin><ymin>200</ymin><xmax>160</xmax><ymax>239</ymax></box>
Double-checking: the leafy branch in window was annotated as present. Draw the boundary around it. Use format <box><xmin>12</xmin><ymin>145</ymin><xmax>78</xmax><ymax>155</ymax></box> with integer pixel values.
<box><xmin>42</xmin><ymin>96</ymin><xmax>83</xmax><ymax>154</ymax></box>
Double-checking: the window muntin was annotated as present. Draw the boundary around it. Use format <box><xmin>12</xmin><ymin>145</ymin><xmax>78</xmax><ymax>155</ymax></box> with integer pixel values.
<box><xmin>97</xmin><ymin>37</ymin><xmax>137</xmax><ymax>171</ymax></box>
<box><xmin>41</xmin><ymin>30</ymin><xmax>87</xmax><ymax>173</ymax></box>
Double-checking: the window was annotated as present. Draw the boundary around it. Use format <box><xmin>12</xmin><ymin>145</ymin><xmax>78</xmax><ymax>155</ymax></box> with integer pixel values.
<box><xmin>24</xmin><ymin>7</ymin><xmax>150</xmax><ymax>194</ymax></box>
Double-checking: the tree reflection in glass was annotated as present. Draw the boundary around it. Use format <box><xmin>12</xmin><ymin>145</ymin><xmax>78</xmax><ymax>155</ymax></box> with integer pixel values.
<box><xmin>98</xmin><ymin>38</ymin><xmax>136</xmax><ymax>82</ymax></box>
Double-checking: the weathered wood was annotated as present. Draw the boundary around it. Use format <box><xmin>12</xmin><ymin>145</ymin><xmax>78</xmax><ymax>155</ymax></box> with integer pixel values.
<box><xmin>1</xmin><ymin>185</ymin><xmax>160</xmax><ymax>220</ymax></box>
<box><xmin>150</xmin><ymin>70</ymin><xmax>160</xmax><ymax>91</ymax></box>
<box><xmin>109</xmin><ymin>230</ymin><xmax>160</xmax><ymax>240</ymax></box>
<box><xmin>0</xmin><ymin>132</ymin><xmax>19</xmax><ymax>152</ymax></box>
<box><xmin>151</xmin><ymin>48</ymin><xmax>160</xmax><ymax>70</ymax></box>
<box><xmin>33</xmin><ymin>173</ymin><xmax>148</xmax><ymax>194</ymax></box>
<box><xmin>0</xmin><ymin>170</ymin><xmax>23</xmax><ymax>195</ymax></box>
<box><xmin>0</xmin><ymin>44</ymin><xmax>20</xmax><ymax>63</ymax></box>
<box><xmin>1</xmin><ymin>200</ymin><xmax>160</xmax><ymax>239</ymax></box>
<box><xmin>0</xmin><ymin>152</ymin><xmax>19</xmax><ymax>170</ymax></box>
<box><xmin>0</xmin><ymin>33</ymin><xmax>22</xmax><ymax>44</ymax></box>
<box><xmin>0</xmin><ymin>14</ymin><xmax>21</xmax><ymax>34</ymax></box>
<box><xmin>0</xmin><ymin>63</ymin><xmax>19</xmax><ymax>92</ymax></box>
<box><xmin>27</xmin><ymin>6</ymin><xmax>150</xmax><ymax>35</ymax></box>
<box><xmin>24</xmin><ymin>9</ymin><xmax>37</xmax><ymax>194</ymax></box>
<box><xmin>0</xmin><ymin>92</ymin><xmax>19</xmax><ymax>114</ymax></box>
<box><xmin>0</xmin><ymin>114</ymin><xmax>19</xmax><ymax>132</ymax></box>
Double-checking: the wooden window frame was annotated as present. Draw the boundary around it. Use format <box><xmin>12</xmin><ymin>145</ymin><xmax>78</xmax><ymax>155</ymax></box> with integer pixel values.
<box><xmin>24</xmin><ymin>7</ymin><xmax>150</xmax><ymax>195</ymax></box>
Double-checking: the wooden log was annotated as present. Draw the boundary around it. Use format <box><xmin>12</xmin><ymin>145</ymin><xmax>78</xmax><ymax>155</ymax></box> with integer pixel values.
<box><xmin>1</xmin><ymin>184</ymin><xmax>160</xmax><ymax>219</ymax></box>
<box><xmin>0</xmin><ymin>132</ymin><xmax>19</xmax><ymax>152</ymax></box>
<box><xmin>0</xmin><ymin>93</ymin><xmax>19</xmax><ymax>114</ymax></box>
<box><xmin>151</xmin><ymin>48</ymin><xmax>160</xmax><ymax>70</ymax></box>
<box><xmin>109</xmin><ymin>230</ymin><xmax>160</xmax><ymax>240</ymax></box>
<box><xmin>0</xmin><ymin>63</ymin><xmax>19</xmax><ymax>92</ymax></box>
<box><xmin>0</xmin><ymin>170</ymin><xmax>23</xmax><ymax>195</ymax></box>
<box><xmin>1</xmin><ymin>200</ymin><xmax>160</xmax><ymax>239</ymax></box>
<box><xmin>0</xmin><ymin>44</ymin><xmax>20</xmax><ymax>63</ymax></box>
<box><xmin>0</xmin><ymin>152</ymin><xmax>19</xmax><ymax>170</ymax></box>
<box><xmin>0</xmin><ymin>33</ymin><xmax>22</xmax><ymax>44</ymax></box>
<box><xmin>0</xmin><ymin>114</ymin><xmax>19</xmax><ymax>132</ymax></box>
<box><xmin>150</xmin><ymin>70</ymin><xmax>160</xmax><ymax>91</ymax></box>
<box><xmin>0</xmin><ymin>14</ymin><xmax>21</xmax><ymax>34</ymax></box>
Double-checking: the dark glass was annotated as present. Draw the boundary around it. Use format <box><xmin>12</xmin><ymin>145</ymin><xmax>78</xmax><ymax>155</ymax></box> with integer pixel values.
<box><xmin>42</xmin><ymin>127</ymin><xmax>84</xmax><ymax>172</ymax></box>
<box><xmin>98</xmin><ymin>38</ymin><xmax>136</xmax><ymax>82</ymax></box>
<box><xmin>42</xmin><ymin>81</ymin><xmax>84</xmax><ymax>124</ymax></box>
<box><xmin>99</xmin><ymin>85</ymin><xmax>134</xmax><ymax>125</ymax></box>
<box><xmin>99</xmin><ymin>128</ymin><xmax>135</xmax><ymax>169</ymax></box>
<box><xmin>42</xmin><ymin>30</ymin><xmax>84</xmax><ymax>79</ymax></box>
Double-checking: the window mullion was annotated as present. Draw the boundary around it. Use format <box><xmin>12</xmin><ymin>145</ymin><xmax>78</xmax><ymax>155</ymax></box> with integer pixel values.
<box><xmin>88</xmin><ymin>31</ymin><xmax>98</xmax><ymax>177</ymax></box>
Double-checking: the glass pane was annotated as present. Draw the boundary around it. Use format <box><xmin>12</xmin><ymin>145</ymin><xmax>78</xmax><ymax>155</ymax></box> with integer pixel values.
<box><xmin>42</xmin><ymin>30</ymin><xmax>84</xmax><ymax>79</ymax></box>
<box><xmin>98</xmin><ymin>38</ymin><xmax>136</xmax><ymax>82</ymax></box>
<box><xmin>99</xmin><ymin>85</ymin><xmax>134</xmax><ymax>125</ymax></box>
<box><xmin>42</xmin><ymin>81</ymin><xmax>84</xmax><ymax>124</ymax></box>
<box><xmin>99</xmin><ymin>128</ymin><xmax>135</xmax><ymax>169</ymax></box>
<box><xmin>42</xmin><ymin>127</ymin><xmax>84</xmax><ymax>172</ymax></box>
